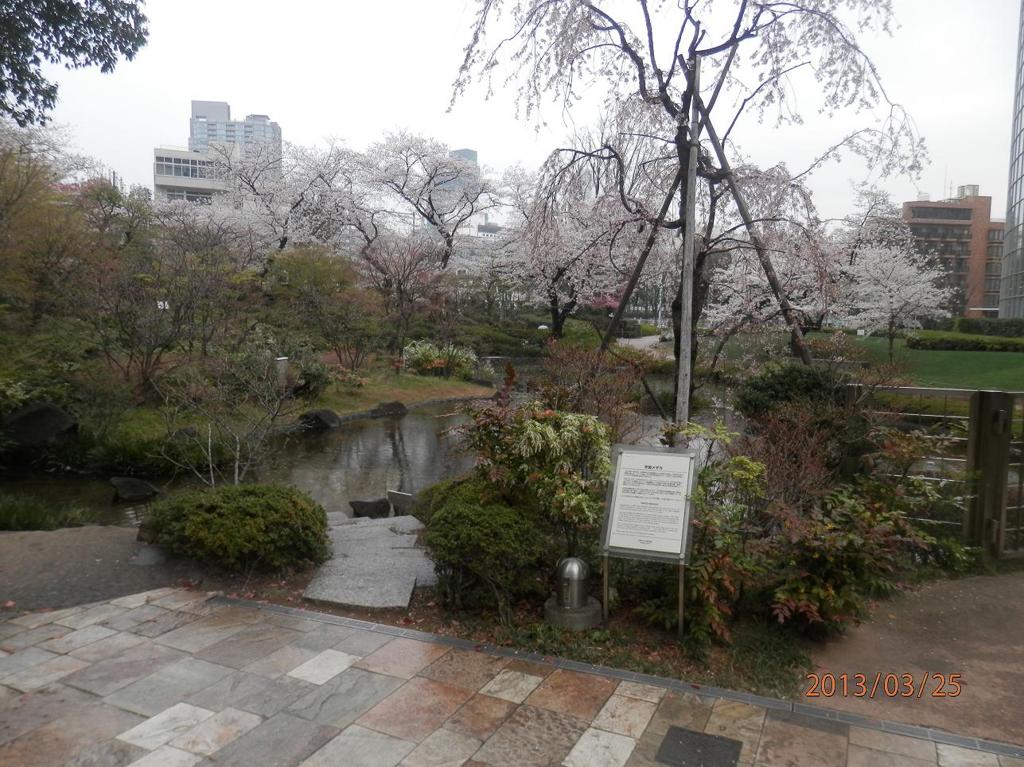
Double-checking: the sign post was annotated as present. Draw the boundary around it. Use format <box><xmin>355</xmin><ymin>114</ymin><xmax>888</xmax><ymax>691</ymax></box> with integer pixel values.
<box><xmin>600</xmin><ymin>445</ymin><xmax>698</xmax><ymax>640</ymax></box>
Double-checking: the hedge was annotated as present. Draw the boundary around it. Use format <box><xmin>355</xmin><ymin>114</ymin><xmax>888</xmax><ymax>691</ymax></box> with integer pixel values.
<box><xmin>148</xmin><ymin>484</ymin><xmax>329</xmax><ymax>572</ymax></box>
<box><xmin>907</xmin><ymin>330</ymin><xmax>1024</xmax><ymax>353</ymax></box>
<box><xmin>954</xmin><ymin>317</ymin><xmax>1024</xmax><ymax>338</ymax></box>
<box><xmin>735</xmin><ymin>364</ymin><xmax>848</xmax><ymax>419</ymax></box>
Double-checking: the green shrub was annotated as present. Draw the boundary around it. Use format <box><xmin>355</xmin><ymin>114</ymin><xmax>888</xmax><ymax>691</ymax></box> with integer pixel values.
<box><xmin>294</xmin><ymin>355</ymin><xmax>331</xmax><ymax>399</ymax></box>
<box><xmin>907</xmin><ymin>330</ymin><xmax>1024</xmax><ymax>352</ymax></box>
<box><xmin>735</xmin><ymin>364</ymin><xmax>847</xmax><ymax>420</ymax></box>
<box><xmin>638</xmin><ymin>422</ymin><xmax>939</xmax><ymax>642</ymax></box>
<box><xmin>765</xmin><ymin>486</ymin><xmax>910</xmax><ymax>633</ymax></box>
<box><xmin>954</xmin><ymin>317</ymin><xmax>1024</xmax><ymax>338</ymax></box>
<box><xmin>454</xmin><ymin>321</ymin><xmax>547</xmax><ymax>357</ymax></box>
<box><xmin>0</xmin><ymin>495</ymin><xmax>100</xmax><ymax>531</ymax></box>
<box><xmin>423</xmin><ymin>479</ymin><xmax>546</xmax><ymax>624</ymax></box>
<box><xmin>411</xmin><ymin>476</ymin><xmax>491</xmax><ymax>526</ymax></box>
<box><xmin>610</xmin><ymin>344</ymin><xmax>676</xmax><ymax>375</ymax></box>
<box><xmin>148</xmin><ymin>484</ymin><xmax>329</xmax><ymax>572</ymax></box>
<box><xmin>464</xmin><ymin>399</ymin><xmax>611</xmax><ymax>556</ymax></box>
<box><xmin>403</xmin><ymin>340</ymin><xmax>478</xmax><ymax>379</ymax></box>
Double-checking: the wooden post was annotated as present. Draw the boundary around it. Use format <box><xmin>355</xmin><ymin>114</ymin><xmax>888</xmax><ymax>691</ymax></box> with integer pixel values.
<box><xmin>693</xmin><ymin>98</ymin><xmax>813</xmax><ymax>366</ymax></box>
<box><xmin>677</xmin><ymin>564</ymin><xmax>686</xmax><ymax>641</ymax></box>
<box><xmin>965</xmin><ymin>390</ymin><xmax>1013</xmax><ymax>559</ymax></box>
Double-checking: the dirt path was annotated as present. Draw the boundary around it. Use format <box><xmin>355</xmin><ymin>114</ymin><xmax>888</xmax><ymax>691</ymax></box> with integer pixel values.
<box><xmin>810</xmin><ymin>571</ymin><xmax>1024</xmax><ymax>746</ymax></box>
<box><xmin>0</xmin><ymin>526</ymin><xmax>206</xmax><ymax>613</ymax></box>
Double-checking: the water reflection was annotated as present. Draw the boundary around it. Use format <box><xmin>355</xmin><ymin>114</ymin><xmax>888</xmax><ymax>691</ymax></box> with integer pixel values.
<box><xmin>261</xmin><ymin>405</ymin><xmax>474</xmax><ymax>513</ymax></box>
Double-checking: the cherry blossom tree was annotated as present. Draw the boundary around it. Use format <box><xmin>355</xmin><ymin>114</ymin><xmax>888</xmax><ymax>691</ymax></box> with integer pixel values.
<box><xmin>842</xmin><ymin>244</ymin><xmax>952</xmax><ymax>363</ymax></box>
<box><xmin>699</xmin><ymin>163</ymin><xmax>839</xmax><ymax>366</ymax></box>
<box><xmin>453</xmin><ymin>0</ymin><xmax>926</xmax><ymax>395</ymax></box>
<box><xmin>361</xmin><ymin>234</ymin><xmax>444</xmax><ymax>351</ymax></box>
<box><xmin>364</xmin><ymin>132</ymin><xmax>500</xmax><ymax>268</ymax></box>
<box><xmin>209</xmin><ymin>140</ymin><xmax>381</xmax><ymax>267</ymax></box>
<box><xmin>502</xmin><ymin>157</ymin><xmax>645</xmax><ymax>337</ymax></box>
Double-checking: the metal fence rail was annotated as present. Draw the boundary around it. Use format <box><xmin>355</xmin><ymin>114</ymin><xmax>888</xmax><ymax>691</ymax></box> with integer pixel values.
<box><xmin>855</xmin><ymin>385</ymin><xmax>1024</xmax><ymax>559</ymax></box>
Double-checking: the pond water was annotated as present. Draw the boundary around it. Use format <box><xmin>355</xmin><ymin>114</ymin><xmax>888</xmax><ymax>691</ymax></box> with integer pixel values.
<box><xmin>2</xmin><ymin>384</ymin><xmax>736</xmax><ymax>528</ymax></box>
<box><xmin>1</xmin><ymin>403</ymin><xmax>476</xmax><ymax>527</ymax></box>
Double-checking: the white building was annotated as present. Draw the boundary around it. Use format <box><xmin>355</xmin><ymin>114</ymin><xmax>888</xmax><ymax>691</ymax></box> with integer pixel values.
<box><xmin>152</xmin><ymin>147</ymin><xmax>229</xmax><ymax>203</ymax></box>
<box><xmin>152</xmin><ymin>100</ymin><xmax>282</xmax><ymax>203</ymax></box>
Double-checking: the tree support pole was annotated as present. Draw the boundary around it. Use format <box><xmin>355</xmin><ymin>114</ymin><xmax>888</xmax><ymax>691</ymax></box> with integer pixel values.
<box><xmin>695</xmin><ymin>99</ymin><xmax>813</xmax><ymax>366</ymax></box>
<box><xmin>600</xmin><ymin>172</ymin><xmax>684</xmax><ymax>351</ymax></box>
<box><xmin>675</xmin><ymin>56</ymin><xmax>700</xmax><ymax>424</ymax></box>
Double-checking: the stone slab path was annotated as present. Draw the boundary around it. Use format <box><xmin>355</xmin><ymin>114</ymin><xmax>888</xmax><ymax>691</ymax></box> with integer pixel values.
<box><xmin>302</xmin><ymin>515</ymin><xmax>436</xmax><ymax>610</ymax></box>
<box><xmin>1</xmin><ymin>588</ymin><xmax>1021</xmax><ymax>767</ymax></box>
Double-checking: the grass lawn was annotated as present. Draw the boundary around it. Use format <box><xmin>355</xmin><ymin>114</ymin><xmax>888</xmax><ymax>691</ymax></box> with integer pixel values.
<box><xmin>315</xmin><ymin>371</ymin><xmax>494</xmax><ymax>414</ymax></box>
<box><xmin>702</xmin><ymin>330</ymin><xmax>1024</xmax><ymax>391</ymax></box>
<box><xmin>850</xmin><ymin>336</ymin><xmax>1024</xmax><ymax>390</ymax></box>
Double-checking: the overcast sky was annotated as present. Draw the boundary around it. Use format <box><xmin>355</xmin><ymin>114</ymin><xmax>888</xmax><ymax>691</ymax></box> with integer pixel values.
<box><xmin>42</xmin><ymin>0</ymin><xmax>1021</xmax><ymax>220</ymax></box>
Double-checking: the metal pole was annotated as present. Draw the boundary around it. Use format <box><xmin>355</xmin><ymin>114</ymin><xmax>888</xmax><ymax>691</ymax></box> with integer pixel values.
<box><xmin>602</xmin><ymin>555</ymin><xmax>609</xmax><ymax>624</ymax></box>
<box><xmin>677</xmin><ymin>563</ymin><xmax>686</xmax><ymax>641</ymax></box>
<box><xmin>675</xmin><ymin>56</ymin><xmax>700</xmax><ymax>424</ymax></box>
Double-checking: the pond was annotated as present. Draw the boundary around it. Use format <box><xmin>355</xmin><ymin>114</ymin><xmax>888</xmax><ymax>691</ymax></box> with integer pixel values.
<box><xmin>2</xmin><ymin>388</ymin><xmax>735</xmax><ymax>528</ymax></box>
<box><xmin>1</xmin><ymin>403</ymin><xmax>477</xmax><ymax>527</ymax></box>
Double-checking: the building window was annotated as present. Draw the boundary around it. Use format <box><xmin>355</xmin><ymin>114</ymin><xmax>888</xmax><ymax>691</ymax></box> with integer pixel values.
<box><xmin>909</xmin><ymin>207</ymin><xmax>972</xmax><ymax>220</ymax></box>
<box><xmin>155</xmin><ymin>156</ymin><xmax>215</xmax><ymax>179</ymax></box>
<box><xmin>165</xmin><ymin>189</ymin><xmax>212</xmax><ymax>204</ymax></box>
<box><xmin>909</xmin><ymin>224</ymin><xmax>971</xmax><ymax>240</ymax></box>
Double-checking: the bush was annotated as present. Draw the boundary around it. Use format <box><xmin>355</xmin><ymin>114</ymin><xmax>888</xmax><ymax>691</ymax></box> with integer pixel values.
<box><xmin>907</xmin><ymin>330</ymin><xmax>1024</xmax><ymax>352</ymax></box>
<box><xmin>765</xmin><ymin>483</ymin><xmax>928</xmax><ymax>634</ymax></box>
<box><xmin>148</xmin><ymin>484</ymin><xmax>329</xmax><ymax>572</ymax></box>
<box><xmin>403</xmin><ymin>340</ymin><xmax>478</xmax><ymax>379</ymax></box>
<box><xmin>539</xmin><ymin>341</ymin><xmax>644</xmax><ymax>442</ymax></box>
<box><xmin>464</xmin><ymin>397</ymin><xmax>611</xmax><ymax>556</ymax></box>
<box><xmin>735</xmin><ymin>364</ymin><xmax>847</xmax><ymax>420</ymax></box>
<box><xmin>294</xmin><ymin>355</ymin><xmax>331</xmax><ymax>399</ymax></box>
<box><xmin>411</xmin><ymin>476</ymin><xmax>481</xmax><ymax>526</ymax></box>
<box><xmin>454</xmin><ymin>321</ymin><xmax>547</xmax><ymax>357</ymax></box>
<box><xmin>643</xmin><ymin>421</ymin><xmax>940</xmax><ymax>642</ymax></box>
<box><xmin>954</xmin><ymin>317</ymin><xmax>1024</xmax><ymax>338</ymax></box>
<box><xmin>423</xmin><ymin>477</ymin><xmax>546</xmax><ymax>624</ymax></box>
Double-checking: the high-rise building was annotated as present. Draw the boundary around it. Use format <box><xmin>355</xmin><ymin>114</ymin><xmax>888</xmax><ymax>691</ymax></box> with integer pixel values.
<box><xmin>188</xmin><ymin>100</ymin><xmax>282</xmax><ymax>159</ymax></box>
<box><xmin>449</xmin><ymin>148</ymin><xmax>478</xmax><ymax>164</ymax></box>
<box><xmin>902</xmin><ymin>186</ymin><xmax>1004</xmax><ymax>317</ymax></box>
<box><xmin>152</xmin><ymin>101</ymin><xmax>281</xmax><ymax>204</ymax></box>
<box><xmin>1001</xmin><ymin>0</ymin><xmax>1024</xmax><ymax>318</ymax></box>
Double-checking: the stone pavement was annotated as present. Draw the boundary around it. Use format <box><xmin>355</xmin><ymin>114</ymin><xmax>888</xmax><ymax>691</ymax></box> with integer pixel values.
<box><xmin>303</xmin><ymin>514</ymin><xmax>436</xmax><ymax>609</ymax></box>
<box><xmin>0</xmin><ymin>589</ymin><xmax>1021</xmax><ymax>767</ymax></box>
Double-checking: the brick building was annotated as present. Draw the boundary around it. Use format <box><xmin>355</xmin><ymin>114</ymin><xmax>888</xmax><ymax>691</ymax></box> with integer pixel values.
<box><xmin>902</xmin><ymin>185</ymin><xmax>1004</xmax><ymax>317</ymax></box>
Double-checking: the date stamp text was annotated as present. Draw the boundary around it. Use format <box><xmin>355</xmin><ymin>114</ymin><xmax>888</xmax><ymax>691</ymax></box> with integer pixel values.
<box><xmin>804</xmin><ymin>672</ymin><xmax>962</xmax><ymax>699</ymax></box>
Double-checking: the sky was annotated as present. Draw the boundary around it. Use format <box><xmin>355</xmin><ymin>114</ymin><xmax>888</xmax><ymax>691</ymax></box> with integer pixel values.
<box><xmin>41</xmin><ymin>0</ymin><xmax>1021</xmax><ymax>220</ymax></box>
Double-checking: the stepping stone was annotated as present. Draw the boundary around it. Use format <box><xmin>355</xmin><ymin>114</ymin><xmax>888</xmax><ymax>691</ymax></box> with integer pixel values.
<box><xmin>302</xmin><ymin>516</ymin><xmax>434</xmax><ymax>609</ymax></box>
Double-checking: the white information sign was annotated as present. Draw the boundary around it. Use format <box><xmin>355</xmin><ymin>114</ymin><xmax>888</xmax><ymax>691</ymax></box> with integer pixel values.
<box><xmin>601</xmin><ymin>446</ymin><xmax>697</xmax><ymax>562</ymax></box>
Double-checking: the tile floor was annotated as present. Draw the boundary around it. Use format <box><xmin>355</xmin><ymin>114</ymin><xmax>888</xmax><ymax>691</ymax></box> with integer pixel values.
<box><xmin>0</xmin><ymin>588</ymin><xmax>1020</xmax><ymax>767</ymax></box>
